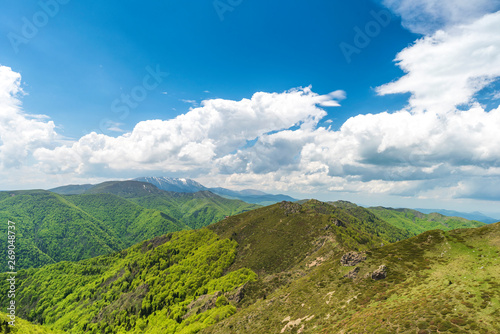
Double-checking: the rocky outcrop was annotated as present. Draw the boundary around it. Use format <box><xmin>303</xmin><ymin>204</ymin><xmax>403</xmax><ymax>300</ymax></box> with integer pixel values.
<box><xmin>225</xmin><ymin>284</ymin><xmax>246</xmax><ymax>304</ymax></box>
<box><xmin>344</xmin><ymin>267</ymin><xmax>360</xmax><ymax>279</ymax></box>
<box><xmin>371</xmin><ymin>265</ymin><xmax>387</xmax><ymax>280</ymax></box>
<box><xmin>331</xmin><ymin>218</ymin><xmax>345</xmax><ymax>227</ymax></box>
<box><xmin>340</xmin><ymin>252</ymin><xmax>366</xmax><ymax>266</ymax></box>
<box><xmin>183</xmin><ymin>285</ymin><xmax>247</xmax><ymax>320</ymax></box>
<box><xmin>280</xmin><ymin>201</ymin><xmax>301</xmax><ymax>215</ymax></box>
<box><xmin>184</xmin><ymin>292</ymin><xmax>220</xmax><ymax>319</ymax></box>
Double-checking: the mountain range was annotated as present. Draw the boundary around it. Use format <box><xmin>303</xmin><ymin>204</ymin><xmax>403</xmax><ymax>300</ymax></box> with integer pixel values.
<box><xmin>414</xmin><ymin>208</ymin><xmax>499</xmax><ymax>224</ymax></box>
<box><xmin>0</xmin><ymin>199</ymin><xmax>498</xmax><ymax>333</ymax></box>
<box><xmin>50</xmin><ymin>177</ymin><xmax>500</xmax><ymax>222</ymax></box>
<box><xmin>50</xmin><ymin>177</ymin><xmax>297</xmax><ymax>206</ymax></box>
<box><xmin>1</xmin><ymin>181</ymin><xmax>258</xmax><ymax>271</ymax></box>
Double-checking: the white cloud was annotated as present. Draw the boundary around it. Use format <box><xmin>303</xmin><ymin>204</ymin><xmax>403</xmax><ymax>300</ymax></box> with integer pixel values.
<box><xmin>34</xmin><ymin>87</ymin><xmax>345</xmax><ymax>174</ymax></box>
<box><xmin>381</xmin><ymin>0</ymin><xmax>500</xmax><ymax>34</ymax></box>
<box><xmin>377</xmin><ymin>11</ymin><xmax>500</xmax><ymax>113</ymax></box>
<box><xmin>104</xmin><ymin>121</ymin><xmax>125</xmax><ymax>133</ymax></box>
<box><xmin>213</xmin><ymin>103</ymin><xmax>500</xmax><ymax>199</ymax></box>
<box><xmin>0</xmin><ymin>66</ymin><xmax>57</xmax><ymax>170</ymax></box>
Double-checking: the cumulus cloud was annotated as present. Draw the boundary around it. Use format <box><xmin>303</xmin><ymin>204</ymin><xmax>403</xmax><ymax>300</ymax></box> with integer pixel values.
<box><xmin>0</xmin><ymin>66</ymin><xmax>57</xmax><ymax>170</ymax></box>
<box><xmin>381</xmin><ymin>0</ymin><xmax>500</xmax><ymax>34</ymax></box>
<box><xmin>34</xmin><ymin>87</ymin><xmax>345</xmax><ymax>174</ymax></box>
<box><xmin>377</xmin><ymin>11</ymin><xmax>500</xmax><ymax>113</ymax></box>
<box><xmin>213</xmin><ymin>103</ymin><xmax>500</xmax><ymax>198</ymax></box>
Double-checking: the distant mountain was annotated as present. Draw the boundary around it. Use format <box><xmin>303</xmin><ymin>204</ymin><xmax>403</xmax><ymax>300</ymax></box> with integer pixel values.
<box><xmin>208</xmin><ymin>187</ymin><xmax>297</xmax><ymax>205</ymax></box>
<box><xmin>85</xmin><ymin>180</ymin><xmax>164</xmax><ymax>197</ymax></box>
<box><xmin>134</xmin><ymin>176</ymin><xmax>298</xmax><ymax>205</ymax></box>
<box><xmin>368</xmin><ymin>206</ymin><xmax>485</xmax><ymax>235</ymax></box>
<box><xmin>50</xmin><ymin>177</ymin><xmax>298</xmax><ymax>206</ymax></box>
<box><xmin>134</xmin><ymin>176</ymin><xmax>208</xmax><ymax>193</ymax></box>
<box><xmin>83</xmin><ymin>180</ymin><xmax>260</xmax><ymax>229</ymax></box>
<box><xmin>415</xmin><ymin>208</ymin><xmax>499</xmax><ymax>224</ymax></box>
<box><xmin>49</xmin><ymin>183</ymin><xmax>94</xmax><ymax>195</ymax></box>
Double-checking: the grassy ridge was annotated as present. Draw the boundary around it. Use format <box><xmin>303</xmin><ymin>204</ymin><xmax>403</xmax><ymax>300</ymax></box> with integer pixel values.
<box><xmin>209</xmin><ymin>200</ymin><xmax>410</xmax><ymax>276</ymax></box>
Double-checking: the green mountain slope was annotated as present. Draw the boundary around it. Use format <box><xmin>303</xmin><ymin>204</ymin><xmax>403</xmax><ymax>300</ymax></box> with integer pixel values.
<box><xmin>0</xmin><ymin>312</ymin><xmax>63</xmax><ymax>333</ymax></box>
<box><xmin>84</xmin><ymin>181</ymin><xmax>260</xmax><ymax>229</ymax></box>
<box><xmin>203</xmin><ymin>222</ymin><xmax>500</xmax><ymax>334</ymax></box>
<box><xmin>0</xmin><ymin>190</ymin><xmax>188</xmax><ymax>271</ymax></box>
<box><xmin>65</xmin><ymin>193</ymin><xmax>189</xmax><ymax>246</ymax></box>
<box><xmin>209</xmin><ymin>200</ymin><xmax>410</xmax><ymax>276</ymax></box>
<box><xmin>368</xmin><ymin>206</ymin><xmax>485</xmax><ymax>235</ymax></box>
<box><xmin>0</xmin><ymin>190</ymin><xmax>124</xmax><ymax>270</ymax></box>
<box><xmin>0</xmin><ymin>181</ymin><xmax>257</xmax><ymax>272</ymax></box>
<box><xmin>207</xmin><ymin>200</ymin><xmax>412</xmax><ymax>310</ymax></box>
<box><xmin>0</xmin><ymin>229</ymin><xmax>257</xmax><ymax>334</ymax></box>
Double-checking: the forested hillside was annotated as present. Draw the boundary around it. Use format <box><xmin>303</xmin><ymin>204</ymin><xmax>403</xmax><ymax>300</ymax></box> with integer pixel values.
<box><xmin>0</xmin><ymin>190</ymin><xmax>124</xmax><ymax>270</ymax></box>
<box><xmin>84</xmin><ymin>181</ymin><xmax>260</xmax><ymax>229</ymax></box>
<box><xmin>0</xmin><ymin>229</ymin><xmax>256</xmax><ymax>333</ymax></box>
<box><xmin>0</xmin><ymin>181</ymin><xmax>258</xmax><ymax>271</ymax></box>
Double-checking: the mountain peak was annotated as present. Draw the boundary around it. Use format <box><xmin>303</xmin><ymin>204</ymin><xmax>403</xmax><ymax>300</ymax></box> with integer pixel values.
<box><xmin>135</xmin><ymin>176</ymin><xmax>299</xmax><ymax>205</ymax></box>
<box><xmin>133</xmin><ymin>176</ymin><xmax>207</xmax><ymax>193</ymax></box>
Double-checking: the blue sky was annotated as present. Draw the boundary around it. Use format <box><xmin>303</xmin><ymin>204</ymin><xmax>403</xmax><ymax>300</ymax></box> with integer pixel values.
<box><xmin>1</xmin><ymin>0</ymin><xmax>500</xmax><ymax>217</ymax></box>
<box><xmin>1</xmin><ymin>0</ymin><xmax>414</xmax><ymax>136</ymax></box>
